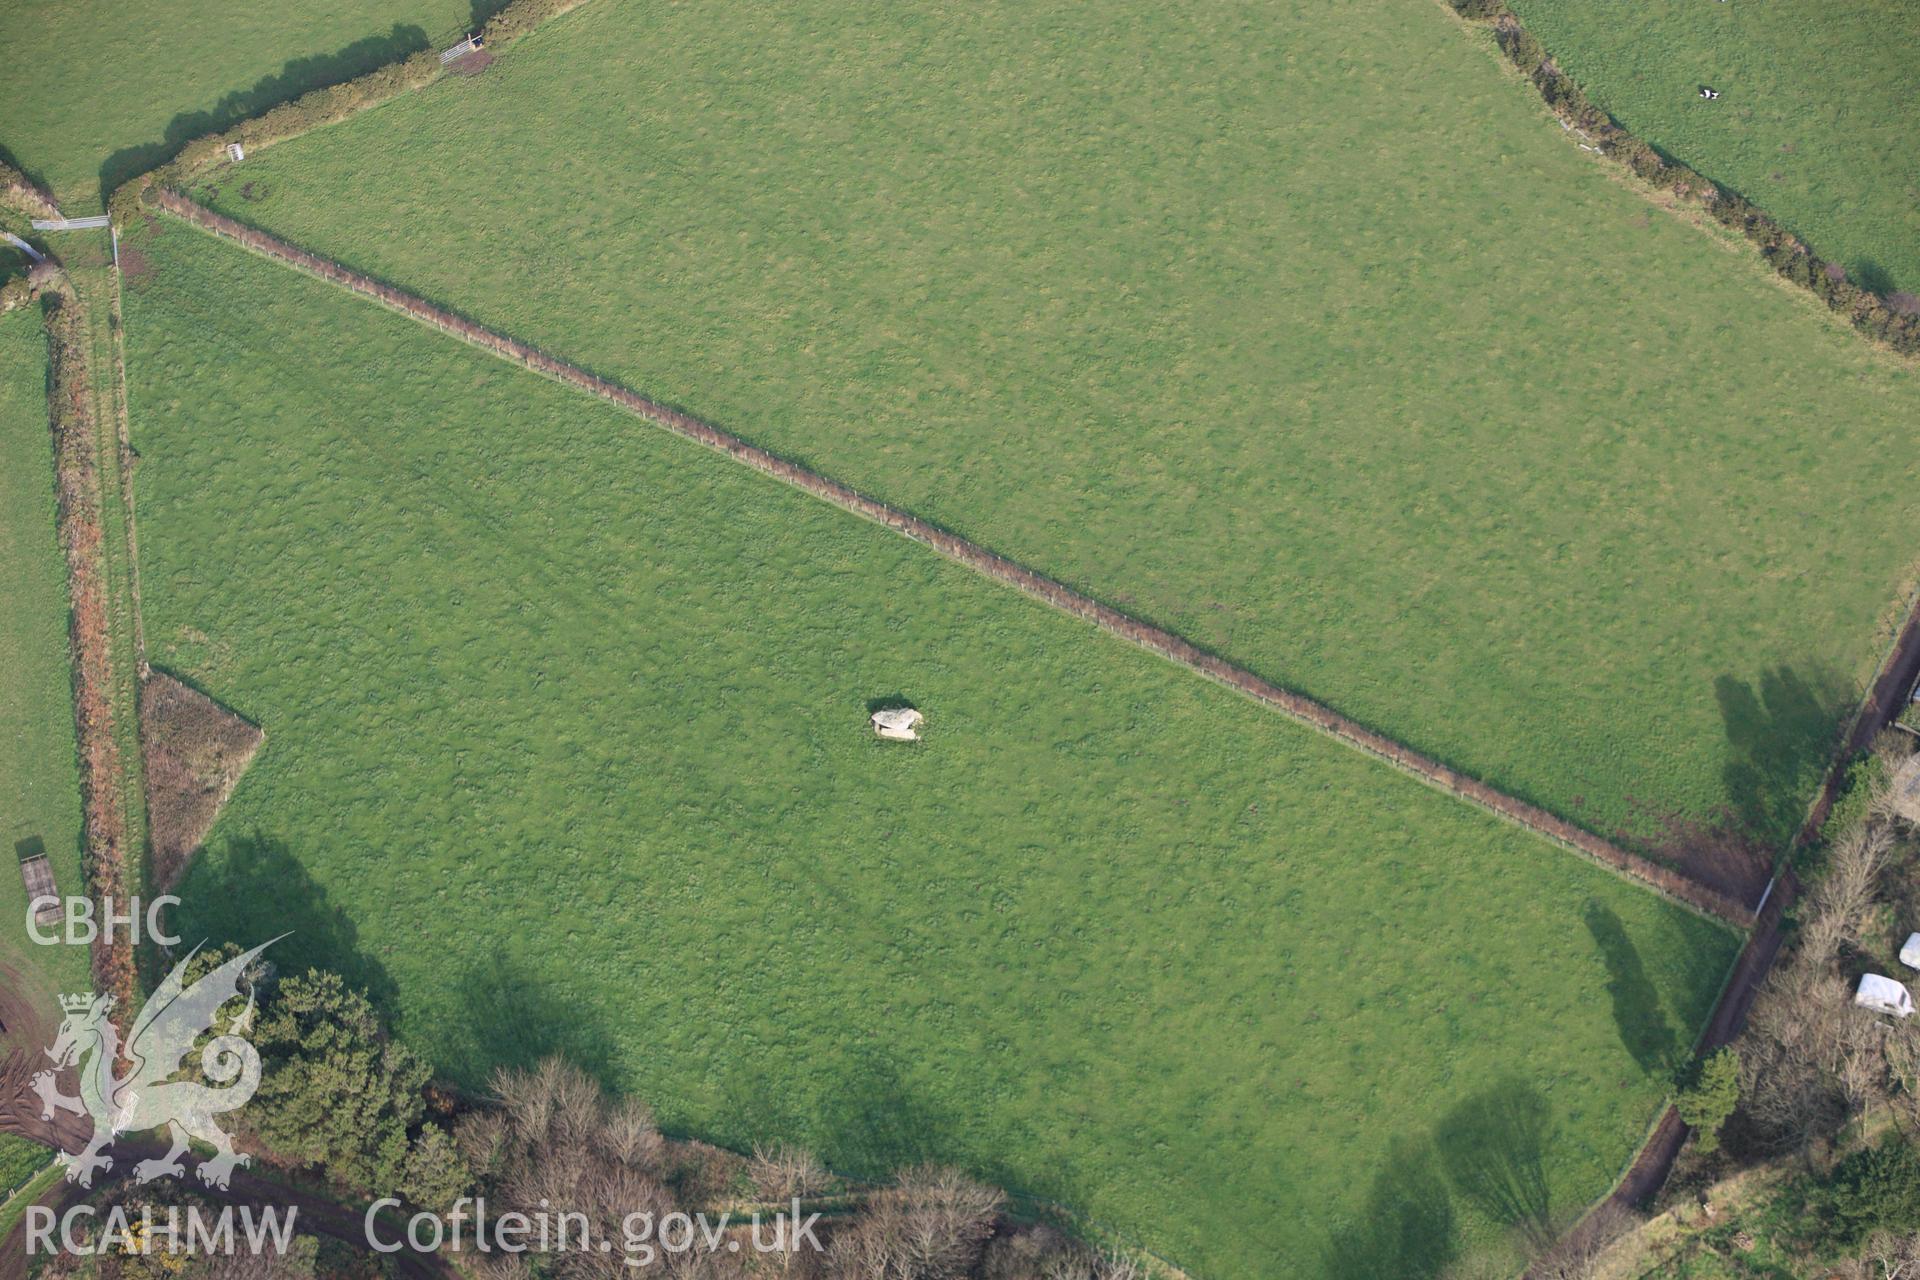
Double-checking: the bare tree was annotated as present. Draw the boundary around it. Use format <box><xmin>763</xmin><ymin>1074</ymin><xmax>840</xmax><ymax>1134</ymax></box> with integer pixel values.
<box><xmin>828</xmin><ymin>1165</ymin><xmax>1002</xmax><ymax>1280</ymax></box>
<box><xmin>1842</xmin><ymin>1229</ymin><xmax>1920</xmax><ymax>1280</ymax></box>
<box><xmin>750</xmin><ymin>1141</ymin><xmax>829</xmax><ymax>1203</ymax></box>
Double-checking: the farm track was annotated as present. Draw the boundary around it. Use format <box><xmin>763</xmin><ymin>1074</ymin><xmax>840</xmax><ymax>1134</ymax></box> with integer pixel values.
<box><xmin>148</xmin><ymin>187</ymin><xmax>1759</xmax><ymax>930</ymax></box>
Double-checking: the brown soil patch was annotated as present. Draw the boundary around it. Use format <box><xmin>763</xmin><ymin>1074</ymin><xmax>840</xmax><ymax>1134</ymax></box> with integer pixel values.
<box><xmin>448</xmin><ymin>49</ymin><xmax>494</xmax><ymax>75</ymax></box>
<box><xmin>140</xmin><ymin>672</ymin><xmax>263</xmax><ymax>889</ymax></box>
<box><xmin>117</xmin><ymin>244</ymin><xmax>153</xmax><ymax>286</ymax></box>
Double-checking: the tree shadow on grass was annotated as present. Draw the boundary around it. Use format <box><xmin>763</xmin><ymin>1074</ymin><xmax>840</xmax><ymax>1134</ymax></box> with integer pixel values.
<box><xmin>1434</xmin><ymin>1080</ymin><xmax>1555</xmax><ymax>1249</ymax></box>
<box><xmin>1715</xmin><ymin>664</ymin><xmax>1851</xmax><ymax>848</ymax></box>
<box><xmin>1584</xmin><ymin>899</ymin><xmax>1676</xmax><ymax>1080</ymax></box>
<box><xmin>171</xmin><ymin>830</ymin><xmax>397</xmax><ymax>1014</ymax></box>
<box><xmin>96</xmin><ymin>24</ymin><xmax>431</xmax><ymax>205</ymax></box>
<box><xmin>1854</xmin><ymin>260</ymin><xmax>1895</xmax><ymax>297</ymax></box>
<box><xmin>1320</xmin><ymin>1136</ymin><xmax>1458</xmax><ymax>1280</ymax></box>
<box><xmin>803</xmin><ymin>1048</ymin><xmax>967</xmax><ymax>1181</ymax></box>
<box><xmin>445</xmin><ymin>951</ymin><xmax>621</xmax><ymax>1092</ymax></box>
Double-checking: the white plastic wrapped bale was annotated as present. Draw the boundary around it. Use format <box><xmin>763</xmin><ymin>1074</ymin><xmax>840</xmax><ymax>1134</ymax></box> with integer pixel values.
<box><xmin>1856</xmin><ymin>973</ymin><xmax>1915</xmax><ymax>1018</ymax></box>
<box><xmin>870</xmin><ymin>707</ymin><xmax>923</xmax><ymax>741</ymax></box>
<box><xmin>1902</xmin><ymin>933</ymin><xmax>1920</xmax><ymax>971</ymax></box>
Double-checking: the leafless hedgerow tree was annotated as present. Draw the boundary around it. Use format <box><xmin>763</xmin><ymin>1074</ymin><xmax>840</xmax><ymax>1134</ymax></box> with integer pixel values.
<box><xmin>459</xmin><ymin>1057</ymin><xmax>679</xmax><ymax>1280</ymax></box>
<box><xmin>1527</xmin><ymin>1202</ymin><xmax>1639</xmax><ymax>1280</ymax></box>
<box><xmin>750</xmin><ymin>1141</ymin><xmax>830</xmax><ymax>1203</ymax></box>
<box><xmin>1741</xmin><ymin>822</ymin><xmax>1906</xmax><ymax>1154</ymax></box>
<box><xmin>826</xmin><ymin>1165</ymin><xmax>1003</xmax><ymax>1280</ymax></box>
<box><xmin>976</xmin><ymin>1224</ymin><xmax>1146</xmax><ymax>1280</ymax></box>
<box><xmin>1841</xmin><ymin>1228</ymin><xmax>1920</xmax><ymax>1280</ymax></box>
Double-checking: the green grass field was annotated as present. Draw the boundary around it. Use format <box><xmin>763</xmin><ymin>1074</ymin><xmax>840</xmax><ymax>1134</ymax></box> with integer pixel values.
<box><xmin>0</xmin><ymin>1135</ymin><xmax>48</xmax><ymax>1197</ymax></box>
<box><xmin>1504</xmin><ymin>0</ymin><xmax>1920</xmax><ymax>297</ymax></box>
<box><xmin>0</xmin><ymin>308</ymin><xmax>91</xmax><ymax>1020</ymax></box>
<box><xmin>122</xmin><ymin>220</ymin><xmax>1738</xmax><ymax>1277</ymax></box>
<box><xmin>0</xmin><ymin>0</ymin><xmax>472</xmax><ymax>212</ymax></box>
<box><xmin>187</xmin><ymin>0</ymin><xmax>1920</xmax><ymax>852</ymax></box>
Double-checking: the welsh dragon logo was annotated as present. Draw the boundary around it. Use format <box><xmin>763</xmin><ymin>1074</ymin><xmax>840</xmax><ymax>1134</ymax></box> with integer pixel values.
<box><xmin>30</xmin><ymin>939</ymin><xmax>279</xmax><ymax>1189</ymax></box>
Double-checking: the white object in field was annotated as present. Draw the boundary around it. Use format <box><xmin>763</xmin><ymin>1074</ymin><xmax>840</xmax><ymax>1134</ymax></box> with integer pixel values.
<box><xmin>225</xmin><ymin>142</ymin><xmax>245</xmax><ymax>163</ymax></box>
<box><xmin>1699</xmin><ymin>87</ymin><xmax>1720</xmax><ymax>100</ymax></box>
<box><xmin>870</xmin><ymin>707</ymin><xmax>924</xmax><ymax>741</ymax></box>
<box><xmin>30</xmin><ymin>215</ymin><xmax>110</xmax><ymax>231</ymax></box>
<box><xmin>1902</xmin><ymin>934</ymin><xmax>1920</xmax><ymax>971</ymax></box>
<box><xmin>1856</xmin><ymin>973</ymin><xmax>1915</xmax><ymax>1018</ymax></box>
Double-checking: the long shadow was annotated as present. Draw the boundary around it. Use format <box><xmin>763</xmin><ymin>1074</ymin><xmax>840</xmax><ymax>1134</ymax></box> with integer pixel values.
<box><xmin>1584</xmin><ymin>899</ymin><xmax>1676</xmax><ymax>1079</ymax></box>
<box><xmin>804</xmin><ymin>1048</ymin><xmax>962</xmax><ymax>1180</ymax></box>
<box><xmin>1714</xmin><ymin>664</ymin><xmax>1851</xmax><ymax>847</ymax></box>
<box><xmin>1320</xmin><ymin>1136</ymin><xmax>1458</xmax><ymax>1279</ymax></box>
<box><xmin>97</xmin><ymin>25</ymin><xmax>431</xmax><ymax>205</ymax></box>
<box><xmin>170</xmin><ymin>830</ymin><xmax>396</xmax><ymax>1013</ymax></box>
<box><xmin>445</xmin><ymin>951</ymin><xmax>620</xmax><ymax>1092</ymax></box>
<box><xmin>1854</xmin><ymin>260</ymin><xmax>1895</xmax><ymax>297</ymax></box>
<box><xmin>1434</xmin><ymin>1080</ymin><xmax>1555</xmax><ymax>1248</ymax></box>
<box><xmin>0</xmin><ymin>142</ymin><xmax>50</xmax><ymax>199</ymax></box>
<box><xmin>468</xmin><ymin>0</ymin><xmax>514</xmax><ymax>30</ymax></box>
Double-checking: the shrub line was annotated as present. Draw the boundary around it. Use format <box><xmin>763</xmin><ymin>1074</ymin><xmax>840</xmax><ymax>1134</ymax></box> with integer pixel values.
<box><xmin>151</xmin><ymin>188</ymin><xmax>1757</xmax><ymax>928</ymax></box>
<box><xmin>39</xmin><ymin>276</ymin><xmax>140</xmax><ymax>1026</ymax></box>
<box><xmin>1442</xmin><ymin>0</ymin><xmax>1920</xmax><ymax>356</ymax></box>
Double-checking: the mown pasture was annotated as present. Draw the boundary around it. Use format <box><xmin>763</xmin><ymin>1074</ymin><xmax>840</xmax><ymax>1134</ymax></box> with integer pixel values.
<box><xmin>192</xmin><ymin>0</ymin><xmax>1920</xmax><ymax>852</ymax></box>
<box><xmin>0</xmin><ymin>309</ymin><xmax>90</xmax><ymax>1018</ymax></box>
<box><xmin>1504</xmin><ymin>0</ymin><xmax>1920</xmax><ymax>297</ymax></box>
<box><xmin>122</xmin><ymin>222</ymin><xmax>1739</xmax><ymax>1278</ymax></box>
<box><xmin>0</xmin><ymin>0</ymin><xmax>471</xmax><ymax>211</ymax></box>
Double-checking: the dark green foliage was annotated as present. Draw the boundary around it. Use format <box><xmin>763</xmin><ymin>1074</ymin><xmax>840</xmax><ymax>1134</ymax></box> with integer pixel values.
<box><xmin>398</xmin><ymin>1124</ymin><xmax>473</xmax><ymax>1214</ymax></box>
<box><xmin>1674</xmin><ymin>1048</ymin><xmax>1740</xmax><ymax>1156</ymax></box>
<box><xmin>1807</xmin><ymin>1138</ymin><xmax>1920</xmax><ymax>1250</ymax></box>
<box><xmin>1495</xmin><ymin>24</ymin><xmax>1548</xmax><ymax>75</ymax></box>
<box><xmin>247</xmin><ymin>969</ymin><xmax>431</xmax><ymax>1197</ymax></box>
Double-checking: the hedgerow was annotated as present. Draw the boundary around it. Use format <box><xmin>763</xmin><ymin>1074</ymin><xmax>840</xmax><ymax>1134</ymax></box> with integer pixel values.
<box><xmin>1449</xmin><ymin>0</ymin><xmax>1920</xmax><ymax>356</ymax></box>
<box><xmin>109</xmin><ymin>0</ymin><xmax>596</xmax><ymax>223</ymax></box>
<box><xmin>0</xmin><ymin>159</ymin><xmax>60</xmax><ymax>221</ymax></box>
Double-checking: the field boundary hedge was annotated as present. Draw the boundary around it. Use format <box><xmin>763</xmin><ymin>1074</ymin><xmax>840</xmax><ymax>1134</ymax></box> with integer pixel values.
<box><xmin>1443</xmin><ymin>0</ymin><xmax>1920</xmax><ymax>357</ymax></box>
<box><xmin>107</xmin><ymin>0</ymin><xmax>594</xmax><ymax>224</ymax></box>
<box><xmin>39</xmin><ymin>278</ymin><xmax>140</xmax><ymax>1024</ymax></box>
<box><xmin>153</xmin><ymin>188</ymin><xmax>1758</xmax><ymax>929</ymax></box>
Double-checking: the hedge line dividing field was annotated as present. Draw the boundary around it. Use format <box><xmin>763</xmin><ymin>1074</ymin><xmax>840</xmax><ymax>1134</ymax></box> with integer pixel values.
<box><xmin>179</xmin><ymin>0</ymin><xmax>1920</xmax><ymax>856</ymax></box>
<box><xmin>38</xmin><ymin>278</ymin><xmax>139</xmax><ymax>1022</ymax></box>
<box><xmin>1496</xmin><ymin>0</ymin><xmax>1920</xmax><ymax>302</ymax></box>
<box><xmin>121</xmin><ymin>218</ymin><xmax>1742</xmax><ymax>1277</ymax></box>
<box><xmin>152</xmin><ymin>189</ymin><xmax>1756</xmax><ymax>927</ymax></box>
<box><xmin>1445</xmin><ymin>0</ymin><xmax>1920</xmax><ymax>357</ymax></box>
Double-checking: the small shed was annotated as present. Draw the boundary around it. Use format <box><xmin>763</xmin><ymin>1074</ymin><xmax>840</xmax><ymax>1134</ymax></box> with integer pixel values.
<box><xmin>1902</xmin><ymin>933</ymin><xmax>1920</xmax><ymax>971</ymax></box>
<box><xmin>1856</xmin><ymin>973</ymin><xmax>1915</xmax><ymax>1018</ymax></box>
<box><xmin>871</xmin><ymin>707</ymin><xmax>924</xmax><ymax>742</ymax></box>
<box><xmin>18</xmin><ymin>854</ymin><xmax>59</xmax><ymax>925</ymax></box>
